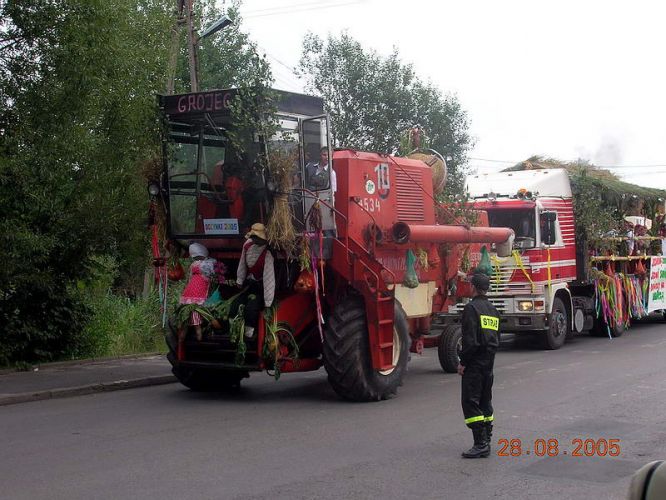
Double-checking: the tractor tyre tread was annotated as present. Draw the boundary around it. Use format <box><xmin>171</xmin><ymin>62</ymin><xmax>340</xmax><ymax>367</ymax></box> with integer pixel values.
<box><xmin>438</xmin><ymin>325</ymin><xmax>462</xmax><ymax>373</ymax></box>
<box><xmin>323</xmin><ymin>295</ymin><xmax>409</xmax><ymax>402</ymax></box>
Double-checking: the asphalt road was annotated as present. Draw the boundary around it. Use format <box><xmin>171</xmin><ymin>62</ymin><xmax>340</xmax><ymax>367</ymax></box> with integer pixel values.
<box><xmin>2</xmin><ymin>322</ymin><xmax>666</xmax><ymax>500</ymax></box>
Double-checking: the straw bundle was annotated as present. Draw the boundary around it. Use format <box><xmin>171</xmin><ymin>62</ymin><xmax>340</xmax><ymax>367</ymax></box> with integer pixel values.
<box><xmin>266</xmin><ymin>148</ymin><xmax>298</xmax><ymax>255</ymax></box>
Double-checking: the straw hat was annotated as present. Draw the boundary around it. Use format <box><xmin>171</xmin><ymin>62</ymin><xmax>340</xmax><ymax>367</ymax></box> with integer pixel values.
<box><xmin>245</xmin><ymin>223</ymin><xmax>267</xmax><ymax>241</ymax></box>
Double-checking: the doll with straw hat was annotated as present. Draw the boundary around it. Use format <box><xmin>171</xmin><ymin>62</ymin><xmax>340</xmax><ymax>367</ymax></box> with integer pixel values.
<box><xmin>236</xmin><ymin>223</ymin><xmax>275</xmax><ymax>338</ymax></box>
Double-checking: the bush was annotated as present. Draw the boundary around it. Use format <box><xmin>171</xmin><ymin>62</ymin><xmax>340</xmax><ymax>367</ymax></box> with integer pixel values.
<box><xmin>72</xmin><ymin>255</ymin><xmax>167</xmax><ymax>358</ymax></box>
<box><xmin>77</xmin><ymin>292</ymin><xmax>165</xmax><ymax>358</ymax></box>
<box><xmin>0</xmin><ymin>281</ymin><xmax>89</xmax><ymax>365</ymax></box>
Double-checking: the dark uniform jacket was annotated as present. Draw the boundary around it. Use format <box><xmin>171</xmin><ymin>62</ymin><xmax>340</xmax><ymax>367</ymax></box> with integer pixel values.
<box><xmin>459</xmin><ymin>295</ymin><xmax>501</xmax><ymax>367</ymax></box>
<box><xmin>305</xmin><ymin>162</ymin><xmax>330</xmax><ymax>191</ymax></box>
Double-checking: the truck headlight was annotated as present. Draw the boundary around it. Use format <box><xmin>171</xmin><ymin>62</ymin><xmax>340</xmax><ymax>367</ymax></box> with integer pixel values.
<box><xmin>517</xmin><ymin>300</ymin><xmax>534</xmax><ymax>312</ymax></box>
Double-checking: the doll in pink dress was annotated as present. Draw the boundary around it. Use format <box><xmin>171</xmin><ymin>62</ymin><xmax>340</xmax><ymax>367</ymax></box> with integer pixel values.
<box><xmin>178</xmin><ymin>243</ymin><xmax>215</xmax><ymax>356</ymax></box>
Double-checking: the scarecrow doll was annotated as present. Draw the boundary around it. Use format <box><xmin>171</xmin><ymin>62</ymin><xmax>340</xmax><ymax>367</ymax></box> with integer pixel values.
<box><xmin>178</xmin><ymin>243</ymin><xmax>216</xmax><ymax>355</ymax></box>
<box><xmin>236</xmin><ymin>223</ymin><xmax>275</xmax><ymax>339</ymax></box>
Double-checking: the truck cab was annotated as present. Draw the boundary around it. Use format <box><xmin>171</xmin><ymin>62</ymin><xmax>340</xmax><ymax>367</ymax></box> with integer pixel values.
<box><xmin>435</xmin><ymin>169</ymin><xmax>586</xmax><ymax>350</ymax></box>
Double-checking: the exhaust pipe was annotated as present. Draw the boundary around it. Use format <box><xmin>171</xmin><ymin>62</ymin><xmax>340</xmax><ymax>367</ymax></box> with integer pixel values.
<box><xmin>392</xmin><ymin>222</ymin><xmax>514</xmax><ymax>249</ymax></box>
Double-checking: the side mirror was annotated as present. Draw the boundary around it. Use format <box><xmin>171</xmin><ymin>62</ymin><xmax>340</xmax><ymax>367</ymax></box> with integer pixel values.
<box><xmin>541</xmin><ymin>211</ymin><xmax>558</xmax><ymax>246</ymax></box>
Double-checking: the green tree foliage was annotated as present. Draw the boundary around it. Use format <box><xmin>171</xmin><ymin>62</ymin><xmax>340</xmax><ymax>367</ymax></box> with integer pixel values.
<box><xmin>297</xmin><ymin>32</ymin><xmax>473</xmax><ymax>193</ymax></box>
<box><xmin>0</xmin><ymin>0</ymin><xmax>174</xmax><ymax>363</ymax></box>
<box><xmin>0</xmin><ymin>0</ymin><xmax>272</xmax><ymax>364</ymax></box>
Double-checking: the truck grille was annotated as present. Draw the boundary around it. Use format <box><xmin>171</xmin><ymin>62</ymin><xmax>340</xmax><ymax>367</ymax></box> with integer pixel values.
<box><xmin>489</xmin><ymin>257</ymin><xmax>543</xmax><ymax>295</ymax></box>
<box><xmin>448</xmin><ymin>297</ymin><xmax>511</xmax><ymax>314</ymax></box>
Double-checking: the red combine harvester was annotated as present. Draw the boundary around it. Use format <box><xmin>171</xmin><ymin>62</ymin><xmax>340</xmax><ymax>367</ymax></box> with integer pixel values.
<box><xmin>151</xmin><ymin>88</ymin><xmax>513</xmax><ymax>401</ymax></box>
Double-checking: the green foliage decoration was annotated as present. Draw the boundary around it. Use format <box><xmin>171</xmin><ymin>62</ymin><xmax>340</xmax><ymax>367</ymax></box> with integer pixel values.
<box><xmin>502</xmin><ymin>156</ymin><xmax>666</xmax><ymax>254</ymax></box>
<box><xmin>228</xmin><ymin>304</ymin><xmax>247</xmax><ymax>366</ymax></box>
<box><xmin>262</xmin><ymin>304</ymin><xmax>298</xmax><ymax>381</ymax></box>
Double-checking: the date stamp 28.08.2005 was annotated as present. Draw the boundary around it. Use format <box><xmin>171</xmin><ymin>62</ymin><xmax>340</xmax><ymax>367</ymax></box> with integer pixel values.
<box><xmin>497</xmin><ymin>438</ymin><xmax>621</xmax><ymax>457</ymax></box>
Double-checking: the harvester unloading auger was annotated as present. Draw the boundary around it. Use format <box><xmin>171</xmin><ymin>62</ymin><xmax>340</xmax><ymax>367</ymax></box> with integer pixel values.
<box><xmin>148</xmin><ymin>88</ymin><xmax>514</xmax><ymax>401</ymax></box>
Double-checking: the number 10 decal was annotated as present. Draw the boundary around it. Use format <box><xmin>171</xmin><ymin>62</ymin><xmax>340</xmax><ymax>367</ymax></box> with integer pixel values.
<box><xmin>374</xmin><ymin>163</ymin><xmax>390</xmax><ymax>199</ymax></box>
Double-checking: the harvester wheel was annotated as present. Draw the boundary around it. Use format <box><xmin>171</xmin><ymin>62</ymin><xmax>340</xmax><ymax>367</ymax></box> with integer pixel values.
<box><xmin>323</xmin><ymin>295</ymin><xmax>409</xmax><ymax>402</ymax></box>
<box><xmin>543</xmin><ymin>297</ymin><xmax>568</xmax><ymax>350</ymax></box>
<box><xmin>438</xmin><ymin>325</ymin><xmax>462</xmax><ymax>373</ymax></box>
<box><xmin>166</xmin><ymin>324</ymin><xmax>248</xmax><ymax>391</ymax></box>
<box><xmin>171</xmin><ymin>364</ymin><xmax>247</xmax><ymax>391</ymax></box>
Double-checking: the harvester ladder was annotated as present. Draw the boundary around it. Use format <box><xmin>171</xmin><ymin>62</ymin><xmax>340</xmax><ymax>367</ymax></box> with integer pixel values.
<box><xmin>334</xmin><ymin>237</ymin><xmax>396</xmax><ymax>371</ymax></box>
<box><xmin>303</xmin><ymin>190</ymin><xmax>397</xmax><ymax>371</ymax></box>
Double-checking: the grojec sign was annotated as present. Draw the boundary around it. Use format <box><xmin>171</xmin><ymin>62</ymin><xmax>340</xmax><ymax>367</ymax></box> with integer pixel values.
<box><xmin>159</xmin><ymin>90</ymin><xmax>236</xmax><ymax>117</ymax></box>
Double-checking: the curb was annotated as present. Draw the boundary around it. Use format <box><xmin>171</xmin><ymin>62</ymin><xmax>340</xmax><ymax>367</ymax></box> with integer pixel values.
<box><xmin>0</xmin><ymin>374</ymin><xmax>176</xmax><ymax>407</ymax></box>
<box><xmin>0</xmin><ymin>352</ymin><xmax>166</xmax><ymax>375</ymax></box>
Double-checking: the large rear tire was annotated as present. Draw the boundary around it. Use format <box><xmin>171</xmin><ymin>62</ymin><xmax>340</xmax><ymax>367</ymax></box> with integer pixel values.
<box><xmin>438</xmin><ymin>325</ymin><xmax>462</xmax><ymax>373</ymax></box>
<box><xmin>543</xmin><ymin>297</ymin><xmax>568</xmax><ymax>350</ymax></box>
<box><xmin>323</xmin><ymin>295</ymin><xmax>410</xmax><ymax>402</ymax></box>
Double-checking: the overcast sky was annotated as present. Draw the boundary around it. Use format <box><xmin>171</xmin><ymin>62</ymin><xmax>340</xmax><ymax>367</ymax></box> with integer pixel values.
<box><xmin>230</xmin><ymin>0</ymin><xmax>666</xmax><ymax>188</ymax></box>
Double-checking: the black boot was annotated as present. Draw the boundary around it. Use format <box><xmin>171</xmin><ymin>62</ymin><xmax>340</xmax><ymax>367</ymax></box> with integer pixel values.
<box><xmin>462</xmin><ymin>427</ymin><xmax>490</xmax><ymax>458</ymax></box>
<box><xmin>484</xmin><ymin>422</ymin><xmax>493</xmax><ymax>451</ymax></box>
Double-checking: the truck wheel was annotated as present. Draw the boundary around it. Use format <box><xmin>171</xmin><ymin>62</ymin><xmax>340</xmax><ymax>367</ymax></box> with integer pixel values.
<box><xmin>171</xmin><ymin>364</ymin><xmax>247</xmax><ymax>391</ymax></box>
<box><xmin>323</xmin><ymin>295</ymin><xmax>410</xmax><ymax>402</ymax></box>
<box><xmin>543</xmin><ymin>297</ymin><xmax>568</xmax><ymax>350</ymax></box>
<box><xmin>438</xmin><ymin>325</ymin><xmax>462</xmax><ymax>373</ymax></box>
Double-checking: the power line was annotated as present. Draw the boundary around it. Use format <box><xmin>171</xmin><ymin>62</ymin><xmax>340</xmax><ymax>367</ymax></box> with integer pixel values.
<box><xmin>243</xmin><ymin>0</ymin><xmax>363</xmax><ymax>19</ymax></box>
<box><xmin>243</xmin><ymin>0</ymin><xmax>350</xmax><ymax>15</ymax></box>
<box><xmin>255</xmin><ymin>43</ymin><xmax>304</xmax><ymax>92</ymax></box>
<box><xmin>258</xmin><ymin>45</ymin><xmax>299</xmax><ymax>76</ymax></box>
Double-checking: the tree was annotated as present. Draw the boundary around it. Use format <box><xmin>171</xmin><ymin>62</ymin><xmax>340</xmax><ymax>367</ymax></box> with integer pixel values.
<box><xmin>297</xmin><ymin>32</ymin><xmax>473</xmax><ymax>194</ymax></box>
<box><xmin>0</xmin><ymin>0</ymin><xmax>175</xmax><ymax>363</ymax></box>
<box><xmin>0</xmin><ymin>0</ymin><xmax>273</xmax><ymax>364</ymax></box>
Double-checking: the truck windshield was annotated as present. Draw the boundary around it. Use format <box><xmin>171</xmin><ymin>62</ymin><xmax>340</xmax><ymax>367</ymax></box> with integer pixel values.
<box><xmin>487</xmin><ymin>209</ymin><xmax>536</xmax><ymax>249</ymax></box>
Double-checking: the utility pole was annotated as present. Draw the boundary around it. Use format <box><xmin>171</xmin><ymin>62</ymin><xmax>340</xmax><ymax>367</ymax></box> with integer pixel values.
<box><xmin>185</xmin><ymin>0</ymin><xmax>200</xmax><ymax>92</ymax></box>
<box><xmin>165</xmin><ymin>0</ymin><xmax>185</xmax><ymax>95</ymax></box>
<box><xmin>165</xmin><ymin>0</ymin><xmax>233</xmax><ymax>95</ymax></box>
<box><xmin>165</xmin><ymin>0</ymin><xmax>199</xmax><ymax>93</ymax></box>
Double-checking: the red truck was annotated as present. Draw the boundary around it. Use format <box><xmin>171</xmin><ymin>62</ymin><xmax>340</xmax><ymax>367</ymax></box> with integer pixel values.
<box><xmin>433</xmin><ymin>167</ymin><xmax>666</xmax><ymax>361</ymax></box>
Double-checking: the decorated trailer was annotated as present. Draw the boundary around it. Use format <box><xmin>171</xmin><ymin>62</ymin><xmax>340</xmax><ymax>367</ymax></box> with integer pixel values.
<box><xmin>148</xmin><ymin>88</ymin><xmax>514</xmax><ymax>400</ymax></box>
<box><xmin>432</xmin><ymin>165</ymin><xmax>666</xmax><ymax>363</ymax></box>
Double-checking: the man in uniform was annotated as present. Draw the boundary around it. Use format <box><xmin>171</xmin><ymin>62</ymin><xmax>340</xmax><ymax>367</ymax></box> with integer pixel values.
<box><xmin>305</xmin><ymin>146</ymin><xmax>337</xmax><ymax>193</ymax></box>
<box><xmin>458</xmin><ymin>272</ymin><xmax>500</xmax><ymax>458</ymax></box>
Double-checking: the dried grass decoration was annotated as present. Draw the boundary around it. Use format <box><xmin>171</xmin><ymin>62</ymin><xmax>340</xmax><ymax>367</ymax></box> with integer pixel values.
<box><xmin>266</xmin><ymin>149</ymin><xmax>298</xmax><ymax>256</ymax></box>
